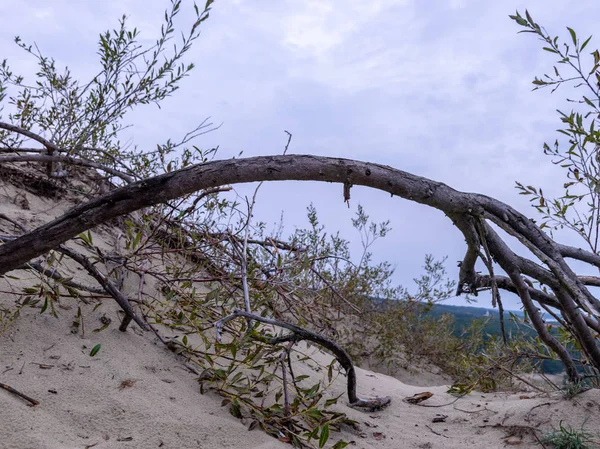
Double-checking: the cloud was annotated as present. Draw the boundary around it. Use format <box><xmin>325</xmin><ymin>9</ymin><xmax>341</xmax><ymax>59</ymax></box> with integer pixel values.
<box><xmin>2</xmin><ymin>0</ymin><xmax>600</xmax><ymax>310</ymax></box>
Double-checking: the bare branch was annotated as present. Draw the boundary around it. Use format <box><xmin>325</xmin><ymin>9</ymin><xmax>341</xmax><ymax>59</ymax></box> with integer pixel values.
<box><xmin>0</xmin><ymin>154</ymin><xmax>133</xmax><ymax>182</ymax></box>
<box><xmin>215</xmin><ymin>308</ymin><xmax>391</xmax><ymax>410</ymax></box>
<box><xmin>0</xmin><ymin>155</ymin><xmax>496</xmax><ymax>274</ymax></box>
<box><xmin>23</xmin><ymin>260</ymin><xmax>105</xmax><ymax>296</ymax></box>
<box><xmin>0</xmin><ymin>121</ymin><xmax>58</xmax><ymax>153</ymax></box>
<box><xmin>483</xmin><ymin>223</ymin><xmax>581</xmax><ymax>381</ymax></box>
<box><xmin>1</xmin><ymin>153</ymin><xmax>600</xmax><ymax>377</ymax></box>
<box><xmin>559</xmin><ymin>243</ymin><xmax>600</xmax><ymax>267</ymax></box>
<box><xmin>53</xmin><ymin>245</ymin><xmax>149</xmax><ymax>331</ymax></box>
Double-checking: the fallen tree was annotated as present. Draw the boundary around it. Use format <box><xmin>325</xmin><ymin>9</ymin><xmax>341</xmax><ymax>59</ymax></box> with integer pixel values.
<box><xmin>1</xmin><ymin>0</ymin><xmax>599</xmax><ymax>419</ymax></box>
<box><xmin>2</xmin><ymin>150</ymin><xmax>600</xmax><ymax>381</ymax></box>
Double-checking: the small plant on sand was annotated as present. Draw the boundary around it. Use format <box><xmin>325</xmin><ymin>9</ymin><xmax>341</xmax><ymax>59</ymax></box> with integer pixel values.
<box><xmin>540</xmin><ymin>421</ymin><xmax>595</xmax><ymax>449</ymax></box>
<box><xmin>561</xmin><ymin>379</ymin><xmax>593</xmax><ymax>399</ymax></box>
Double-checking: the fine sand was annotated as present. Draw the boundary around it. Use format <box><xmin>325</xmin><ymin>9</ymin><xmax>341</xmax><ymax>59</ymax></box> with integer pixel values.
<box><xmin>2</xmin><ymin>171</ymin><xmax>600</xmax><ymax>449</ymax></box>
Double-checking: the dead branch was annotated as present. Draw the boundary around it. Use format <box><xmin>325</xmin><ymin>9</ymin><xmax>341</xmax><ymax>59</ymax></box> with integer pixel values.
<box><xmin>0</xmin><ymin>382</ymin><xmax>39</xmax><ymax>406</ymax></box>
<box><xmin>0</xmin><ymin>121</ymin><xmax>60</xmax><ymax>177</ymax></box>
<box><xmin>0</xmin><ymin>154</ymin><xmax>599</xmax><ymax>378</ymax></box>
<box><xmin>0</xmin><ymin>121</ymin><xmax>58</xmax><ymax>153</ymax></box>
<box><xmin>53</xmin><ymin>246</ymin><xmax>150</xmax><ymax>331</ymax></box>
<box><xmin>0</xmin><ymin>154</ymin><xmax>133</xmax><ymax>182</ymax></box>
<box><xmin>215</xmin><ymin>308</ymin><xmax>392</xmax><ymax>410</ymax></box>
<box><xmin>206</xmin><ymin>231</ymin><xmax>304</xmax><ymax>252</ymax></box>
<box><xmin>0</xmin><ymin>224</ymin><xmax>141</xmax><ymax>322</ymax></box>
<box><xmin>0</xmin><ymin>213</ymin><xmax>28</xmax><ymax>233</ymax></box>
<box><xmin>23</xmin><ymin>260</ymin><xmax>105</xmax><ymax>296</ymax></box>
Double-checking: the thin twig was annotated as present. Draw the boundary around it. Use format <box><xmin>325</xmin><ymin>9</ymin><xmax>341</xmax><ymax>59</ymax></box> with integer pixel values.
<box><xmin>0</xmin><ymin>213</ymin><xmax>28</xmax><ymax>233</ymax></box>
<box><xmin>283</xmin><ymin>130</ymin><xmax>292</xmax><ymax>155</ymax></box>
<box><xmin>309</xmin><ymin>267</ymin><xmax>361</xmax><ymax>313</ymax></box>
<box><xmin>425</xmin><ymin>424</ymin><xmax>449</xmax><ymax>438</ymax></box>
<box><xmin>280</xmin><ymin>349</ymin><xmax>291</xmax><ymax>417</ymax></box>
<box><xmin>476</xmin><ymin>218</ymin><xmax>506</xmax><ymax>344</ymax></box>
<box><xmin>242</xmin><ymin>185</ymin><xmax>261</xmax><ymax>315</ymax></box>
<box><xmin>0</xmin><ymin>121</ymin><xmax>58</xmax><ymax>152</ymax></box>
<box><xmin>0</xmin><ymin>382</ymin><xmax>39</xmax><ymax>406</ymax></box>
<box><xmin>55</xmin><ymin>246</ymin><xmax>150</xmax><ymax>331</ymax></box>
<box><xmin>0</xmin><ymin>154</ymin><xmax>133</xmax><ymax>182</ymax></box>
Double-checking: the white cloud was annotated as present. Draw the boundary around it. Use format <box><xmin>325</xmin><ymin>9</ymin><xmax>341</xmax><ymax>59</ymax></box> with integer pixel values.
<box><xmin>2</xmin><ymin>0</ymin><xmax>600</xmax><ymax>309</ymax></box>
<box><xmin>280</xmin><ymin>0</ymin><xmax>410</xmax><ymax>55</ymax></box>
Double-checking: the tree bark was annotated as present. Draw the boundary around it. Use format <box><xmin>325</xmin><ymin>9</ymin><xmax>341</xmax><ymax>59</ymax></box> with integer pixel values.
<box><xmin>0</xmin><ymin>154</ymin><xmax>598</xmax><ymax>379</ymax></box>
<box><xmin>0</xmin><ymin>155</ymin><xmax>526</xmax><ymax>273</ymax></box>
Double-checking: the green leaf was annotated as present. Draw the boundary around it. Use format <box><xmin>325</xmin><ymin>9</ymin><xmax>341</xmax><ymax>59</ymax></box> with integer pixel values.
<box><xmin>331</xmin><ymin>442</ymin><xmax>349</xmax><ymax>449</ymax></box>
<box><xmin>230</xmin><ymin>400</ymin><xmax>242</xmax><ymax>418</ymax></box>
<box><xmin>77</xmin><ymin>230</ymin><xmax>93</xmax><ymax>245</ymax></box>
<box><xmin>324</xmin><ymin>396</ymin><xmax>340</xmax><ymax>407</ymax></box>
<box><xmin>508</xmin><ymin>13</ymin><xmax>528</xmax><ymax>27</ymax></box>
<box><xmin>319</xmin><ymin>424</ymin><xmax>329</xmax><ymax>449</ymax></box>
<box><xmin>306</xmin><ymin>409</ymin><xmax>324</xmax><ymax>420</ymax></box>
<box><xmin>132</xmin><ymin>230</ymin><xmax>142</xmax><ymax>248</ymax></box>
<box><xmin>92</xmin><ymin>322</ymin><xmax>110</xmax><ymax>333</ymax></box>
<box><xmin>525</xmin><ymin>10</ymin><xmax>534</xmax><ymax>25</ymax></box>
<box><xmin>307</xmin><ymin>427</ymin><xmax>319</xmax><ymax>440</ymax></box>
<box><xmin>206</xmin><ymin>289</ymin><xmax>220</xmax><ymax>302</ymax></box>
<box><xmin>580</xmin><ymin>35</ymin><xmax>593</xmax><ymax>51</ymax></box>
<box><xmin>306</xmin><ymin>383</ymin><xmax>320</xmax><ymax>398</ymax></box>
<box><xmin>41</xmin><ymin>298</ymin><xmax>48</xmax><ymax>314</ymax></box>
<box><xmin>567</xmin><ymin>27</ymin><xmax>577</xmax><ymax>45</ymax></box>
<box><xmin>90</xmin><ymin>344</ymin><xmax>102</xmax><ymax>357</ymax></box>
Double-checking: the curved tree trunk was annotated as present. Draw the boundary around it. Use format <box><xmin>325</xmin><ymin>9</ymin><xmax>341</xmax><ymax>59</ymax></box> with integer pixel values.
<box><xmin>1</xmin><ymin>154</ymin><xmax>599</xmax><ymax>381</ymax></box>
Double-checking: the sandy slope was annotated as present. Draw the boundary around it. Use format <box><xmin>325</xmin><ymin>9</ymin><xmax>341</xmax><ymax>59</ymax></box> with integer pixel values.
<box><xmin>3</xmin><ymin>300</ymin><xmax>600</xmax><ymax>449</ymax></box>
<box><xmin>1</xmin><ymin>169</ymin><xmax>600</xmax><ymax>449</ymax></box>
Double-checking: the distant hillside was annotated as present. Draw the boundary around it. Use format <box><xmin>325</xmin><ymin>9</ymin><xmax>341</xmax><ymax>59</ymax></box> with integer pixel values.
<box><xmin>425</xmin><ymin>303</ymin><xmax>565</xmax><ymax>375</ymax></box>
<box><xmin>427</xmin><ymin>304</ymin><xmax>532</xmax><ymax>338</ymax></box>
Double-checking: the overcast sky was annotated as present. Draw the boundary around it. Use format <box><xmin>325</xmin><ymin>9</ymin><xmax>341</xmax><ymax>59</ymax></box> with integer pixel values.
<box><xmin>2</xmin><ymin>0</ymin><xmax>599</xmax><ymax>309</ymax></box>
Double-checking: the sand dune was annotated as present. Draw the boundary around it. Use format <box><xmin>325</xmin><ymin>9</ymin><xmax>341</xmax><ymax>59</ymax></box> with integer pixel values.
<box><xmin>1</xmin><ymin>170</ymin><xmax>600</xmax><ymax>449</ymax></box>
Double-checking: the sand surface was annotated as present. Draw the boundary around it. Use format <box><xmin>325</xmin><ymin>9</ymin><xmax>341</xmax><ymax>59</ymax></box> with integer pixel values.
<box><xmin>1</xmin><ymin>170</ymin><xmax>600</xmax><ymax>449</ymax></box>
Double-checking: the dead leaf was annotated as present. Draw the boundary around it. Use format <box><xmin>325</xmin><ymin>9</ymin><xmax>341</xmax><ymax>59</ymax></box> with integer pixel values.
<box><xmin>403</xmin><ymin>392</ymin><xmax>434</xmax><ymax>404</ymax></box>
<box><xmin>32</xmin><ymin>363</ymin><xmax>54</xmax><ymax>369</ymax></box>
<box><xmin>118</xmin><ymin>379</ymin><xmax>137</xmax><ymax>390</ymax></box>
<box><xmin>505</xmin><ymin>436</ymin><xmax>522</xmax><ymax>445</ymax></box>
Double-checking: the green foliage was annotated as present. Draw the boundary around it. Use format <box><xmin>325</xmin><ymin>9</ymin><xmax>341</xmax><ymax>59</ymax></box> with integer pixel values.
<box><xmin>508</xmin><ymin>12</ymin><xmax>600</xmax><ymax>382</ymax></box>
<box><xmin>0</xmin><ymin>0</ymin><xmax>216</xmax><ymax>183</ymax></box>
<box><xmin>511</xmin><ymin>11</ymin><xmax>600</xmax><ymax>252</ymax></box>
<box><xmin>540</xmin><ymin>421</ymin><xmax>595</xmax><ymax>449</ymax></box>
<box><xmin>561</xmin><ymin>379</ymin><xmax>592</xmax><ymax>399</ymax></box>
